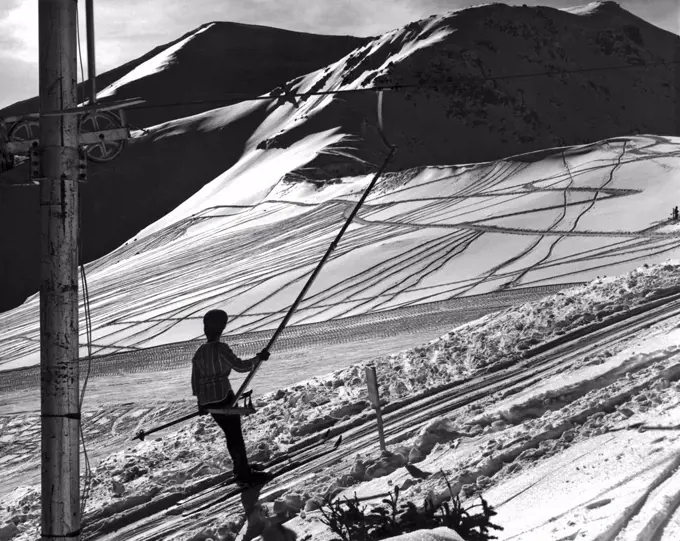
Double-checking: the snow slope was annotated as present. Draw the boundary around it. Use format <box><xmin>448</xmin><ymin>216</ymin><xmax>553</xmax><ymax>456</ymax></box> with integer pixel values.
<box><xmin>95</xmin><ymin>25</ymin><xmax>218</xmax><ymax>100</ymax></box>
<box><xmin>2</xmin><ymin>134</ymin><xmax>680</xmax><ymax>370</ymax></box>
<box><xmin>5</xmin><ymin>261</ymin><xmax>680</xmax><ymax>540</ymax></box>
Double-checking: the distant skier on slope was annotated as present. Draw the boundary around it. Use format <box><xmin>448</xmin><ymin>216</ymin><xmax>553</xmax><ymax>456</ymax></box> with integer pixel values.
<box><xmin>191</xmin><ymin>309</ymin><xmax>271</xmax><ymax>485</ymax></box>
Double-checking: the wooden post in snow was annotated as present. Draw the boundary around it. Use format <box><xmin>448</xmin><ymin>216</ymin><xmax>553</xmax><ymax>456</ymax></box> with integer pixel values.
<box><xmin>365</xmin><ymin>365</ymin><xmax>387</xmax><ymax>453</ymax></box>
<box><xmin>39</xmin><ymin>0</ymin><xmax>81</xmax><ymax>539</ymax></box>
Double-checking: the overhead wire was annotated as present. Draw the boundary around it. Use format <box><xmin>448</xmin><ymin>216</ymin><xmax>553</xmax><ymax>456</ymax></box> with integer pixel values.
<box><xmin>78</xmin><ymin>264</ymin><xmax>94</xmax><ymax>520</ymax></box>
<box><xmin>120</xmin><ymin>57</ymin><xmax>680</xmax><ymax>112</ymax></box>
<box><xmin>75</xmin><ymin>5</ymin><xmax>94</xmax><ymax>520</ymax></box>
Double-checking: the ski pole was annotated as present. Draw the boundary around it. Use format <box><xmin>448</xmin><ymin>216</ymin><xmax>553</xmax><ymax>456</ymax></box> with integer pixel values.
<box><xmin>232</xmin><ymin>143</ymin><xmax>396</xmax><ymax>404</ymax></box>
<box><xmin>133</xmin><ymin>410</ymin><xmax>199</xmax><ymax>441</ymax></box>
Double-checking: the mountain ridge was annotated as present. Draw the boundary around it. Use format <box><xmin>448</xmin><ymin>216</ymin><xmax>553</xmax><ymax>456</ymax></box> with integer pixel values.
<box><xmin>0</xmin><ymin>21</ymin><xmax>369</xmax><ymax>128</ymax></box>
<box><xmin>0</xmin><ymin>23</ymin><xmax>368</xmax><ymax>311</ymax></box>
<box><xmin>1</xmin><ymin>1</ymin><xmax>679</xmax><ymax>313</ymax></box>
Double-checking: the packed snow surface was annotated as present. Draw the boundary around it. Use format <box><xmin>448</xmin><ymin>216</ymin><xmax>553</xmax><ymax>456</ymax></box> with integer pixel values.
<box><xmin>2</xmin><ymin>135</ymin><xmax>680</xmax><ymax>371</ymax></box>
<box><xmin>5</xmin><ymin>261</ymin><xmax>680</xmax><ymax>540</ymax></box>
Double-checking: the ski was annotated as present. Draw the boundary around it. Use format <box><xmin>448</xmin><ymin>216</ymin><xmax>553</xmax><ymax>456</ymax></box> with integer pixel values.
<box><xmin>170</xmin><ymin>429</ymin><xmax>336</xmax><ymax>510</ymax></box>
<box><xmin>182</xmin><ymin>435</ymin><xmax>343</xmax><ymax>517</ymax></box>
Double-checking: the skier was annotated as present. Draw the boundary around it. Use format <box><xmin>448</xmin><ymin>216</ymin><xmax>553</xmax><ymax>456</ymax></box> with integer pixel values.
<box><xmin>191</xmin><ymin>309</ymin><xmax>272</xmax><ymax>485</ymax></box>
<box><xmin>674</xmin><ymin>206</ymin><xmax>679</xmax><ymax>221</ymax></box>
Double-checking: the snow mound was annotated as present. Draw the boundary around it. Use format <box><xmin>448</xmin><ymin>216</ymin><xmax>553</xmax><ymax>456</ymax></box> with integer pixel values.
<box><xmin>381</xmin><ymin>527</ymin><xmax>464</xmax><ymax>541</ymax></box>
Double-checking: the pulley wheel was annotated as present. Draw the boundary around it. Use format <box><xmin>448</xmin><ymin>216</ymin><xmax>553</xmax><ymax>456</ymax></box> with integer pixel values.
<box><xmin>7</xmin><ymin>118</ymin><xmax>39</xmax><ymax>153</ymax></box>
<box><xmin>79</xmin><ymin>110</ymin><xmax>126</xmax><ymax>163</ymax></box>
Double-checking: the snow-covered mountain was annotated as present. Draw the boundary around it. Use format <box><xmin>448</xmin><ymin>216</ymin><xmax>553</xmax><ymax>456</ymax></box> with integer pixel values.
<box><xmin>258</xmin><ymin>0</ymin><xmax>680</xmax><ymax>177</ymax></box>
<box><xmin>0</xmin><ymin>23</ymin><xmax>368</xmax><ymax>311</ymax></box>
<box><xmin>6</xmin><ymin>4</ymin><xmax>680</xmax><ymax>538</ymax></box>
<box><xmin>1</xmin><ymin>1</ymin><xmax>679</xmax><ymax>313</ymax></box>
<box><xmin>0</xmin><ymin>22</ymin><xmax>368</xmax><ymax>130</ymax></box>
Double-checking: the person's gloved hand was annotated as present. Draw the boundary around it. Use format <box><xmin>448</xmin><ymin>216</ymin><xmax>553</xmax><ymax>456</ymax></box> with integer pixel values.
<box><xmin>258</xmin><ymin>349</ymin><xmax>271</xmax><ymax>361</ymax></box>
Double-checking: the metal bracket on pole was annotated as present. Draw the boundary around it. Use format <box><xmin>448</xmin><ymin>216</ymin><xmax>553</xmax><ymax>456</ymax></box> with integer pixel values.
<box><xmin>206</xmin><ymin>390</ymin><xmax>256</xmax><ymax>416</ymax></box>
<box><xmin>21</xmin><ymin>146</ymin><xmax>87</xmax><ymax>185</ymax></box>
<box><xmin>7</xmin><ymin>125</ymin><xmax>131</xmax><ymax>155</ymax></box>
<box><xmin>1</xmin><ymin>107</ymin><xmax>138</xmax><ymax>186</ymax></box>
<box><xmin>29</xmin><ymin>146</ymin><xmax>40</xmax><ymax>184</ymax></box>
<box><xmin>0</xmin><ymin>96</ymin><xmax>143</xmax><ymax>185</ymax></box>
<box><xmin>0</xmin><ymin>117</ymin><xmax>13</xmax><ymax>174</ymax></box>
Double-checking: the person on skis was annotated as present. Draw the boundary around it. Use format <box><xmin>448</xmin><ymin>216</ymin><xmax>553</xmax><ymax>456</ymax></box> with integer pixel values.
<box><xmin>191</xmin><ymin>309</ymin><xmax>271</xmax><ymax>484</ymax></box>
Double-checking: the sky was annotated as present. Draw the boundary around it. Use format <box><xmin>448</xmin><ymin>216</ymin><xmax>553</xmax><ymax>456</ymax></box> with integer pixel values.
<box><xmin>0</xmin><ymin>0</ymin><xmax>678</xmax><ymax>110</ymax></box>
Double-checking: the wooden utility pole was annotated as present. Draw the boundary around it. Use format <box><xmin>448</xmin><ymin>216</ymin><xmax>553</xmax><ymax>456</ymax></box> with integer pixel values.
<box><xmin>39</xmin><ymin>0</ymin><xmax>81</xmax><ymax>539</ymax></box>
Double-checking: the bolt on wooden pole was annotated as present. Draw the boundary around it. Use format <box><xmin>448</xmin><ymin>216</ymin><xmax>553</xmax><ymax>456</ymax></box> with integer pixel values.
<box><xmin>39</xmin><ymin>0</ymin><xmax>81</xmax><ymax>539</ymax></box>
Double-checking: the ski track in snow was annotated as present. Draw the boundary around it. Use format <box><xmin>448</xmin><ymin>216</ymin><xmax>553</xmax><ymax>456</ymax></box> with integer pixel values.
<box><xmin>6</xmin><ymin>264</ymin><xmax>680</xmax><ymax>540</ymax></box>
<box><xmin>2</xmin><ymin>135</ymin><xmax>680</xmax><ymax>372</ymax></box>
<box><xmin>78</xmin><ymin>281</ymin><xmax>680</xmax><ymax>539</ymax></box>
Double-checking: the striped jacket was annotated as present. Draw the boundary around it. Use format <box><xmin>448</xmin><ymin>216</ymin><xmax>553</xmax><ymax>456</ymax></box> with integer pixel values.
<box><xmin>191</xmin><ymin>341</ymin><xmax>257</xmax><ymax>406</ymax></box>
